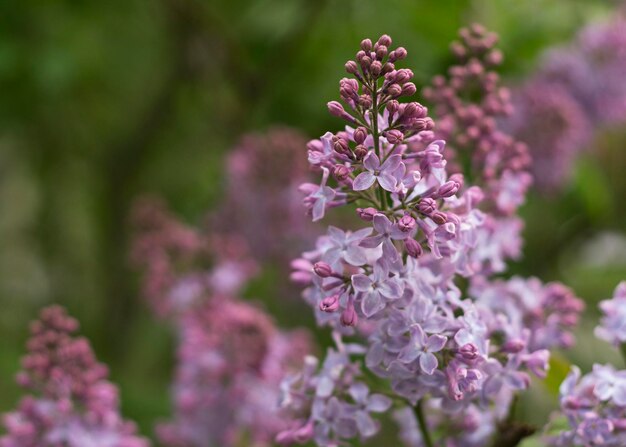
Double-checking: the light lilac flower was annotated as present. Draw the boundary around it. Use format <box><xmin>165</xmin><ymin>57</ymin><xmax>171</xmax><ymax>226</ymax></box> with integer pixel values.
<box><xmin>596</xmin><ymin>282</ymin><xmax>626</xmax><ymax>345</ymax></box>
<box><xmin>352</xmin><ymin>261</ymin><xmax>403</xmax><ymax>317</ymax></box>
<box><xmin>353</xmin><ymin>153</ymin><xmax>403</xmax><ymax>192</ymax></box>
<box><xmin>323</xmin><ymin>226</ymin><xmax>372</xmax><ymax>266</ymax></box>
<box><xmin>398</xmin><ymin>324</ymin><xmax>447</xmax><ymax>374</ymax></box>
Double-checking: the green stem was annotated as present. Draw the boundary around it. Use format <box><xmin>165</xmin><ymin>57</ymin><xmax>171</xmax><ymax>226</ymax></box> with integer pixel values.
<box><xmin>620</xmin><ymin>343</ymin><xmax>626</xmax><ymax>367</ymax></box>
<box><xmin>415</xmin><ymin>399</ymin><xmax>434</xmax><ymax>447</ymax></box>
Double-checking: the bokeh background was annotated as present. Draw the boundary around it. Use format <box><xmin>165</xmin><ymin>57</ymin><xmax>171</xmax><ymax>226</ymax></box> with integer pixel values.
<box><xmin>2</xmin><ymin>0</ymin><xmax>626</xmax><ymax>444</ymax></box>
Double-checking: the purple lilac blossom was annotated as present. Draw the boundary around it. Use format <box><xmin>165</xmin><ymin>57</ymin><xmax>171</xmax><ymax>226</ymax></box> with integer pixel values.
<box><xmin>280</xmin><ymin>30</ymin><xmax>583</xmax><ymax>446</ymax></box>
<box><xmin>219</xmin><ymin>127</ymin><xmax>317</xmax><ymax>262</ymax></box>
<box><xmin>422</xmin><ymin>24</ymin><xmax>532</xmax><ymax>276</ymax></box>
<box><xmin>131</xmin><ymin>198</ymin><xmax>314</xmax><ymax>446</ymax></box>
<box><xmin>549</xmin><ymin>364</ymin><xmax>626</xmax><ymax>447</ymax></box>
<box><xmin>157</xmin><ymin>298</ymin><xmax>312</xmax><ymax>447</ymax></box>
<box><xmin>508</xmin><ymin>15</ymin><xmax>626</xmax><ymax>193</ymax></box>
<box><xmin>596</xmin><ymin>281</ymin><xmax>626</xmax><ymax>346</ymax></box>
<box><xmin>0</xmin><ymin>306</ymin><xmax>149</xmax><ymax>447</ymax></box>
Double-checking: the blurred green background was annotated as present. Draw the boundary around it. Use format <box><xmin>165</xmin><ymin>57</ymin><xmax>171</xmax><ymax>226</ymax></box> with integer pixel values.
<box><xmin>2</xmin><ymin>0</ymin><xmax>626</xmax><ymax>444</ymax></box>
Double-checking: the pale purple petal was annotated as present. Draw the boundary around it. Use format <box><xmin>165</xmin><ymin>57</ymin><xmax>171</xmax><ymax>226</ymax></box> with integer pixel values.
<box><xmin>327</xmin><ymin>226</ymin><xmax>345</xmax><ymax>242</ymax></box>
<box><xmin>419</xmin><ymin>352</ymin><xmax>438</xmax><ymax>375</ymax></box>
<box><xmin>312</xmin><ymin>197</ymin><xmax>326</xmax><ymax>222</ymax></box>
<box><xmin>397</xmin><ymin>345</ymin><xmax>420</xmax><ymax>364</ymax></box>
<box><xmin>344</xmin><ymin>246</ymin><xmax>367</xmax><ymax>266</ymax></box>
<box><xmin>349</xmin><ymin>382</ymin><xmax>370</xmax><ymax>404</ymax></box>
<box><xmin>372</xmin><ymin>214</ymin><xmax>392</xmax><ymax>233</ymax></box>
<box><xmin>352</xmin><ymin>274</ymin><xmax>373</xmax><ymax>292</ymax></box>
<box><xmin>355</xmin><ymin>410</ymin><xmax>377</xmax><ymax>438</ymax></box>
<box><xmin>353</xmin><ymin>171</ymin><xmax>376</xmax><ymax>191</ymax></box>
<box><xmin>363</xmin><ymin>152</ymin><xmax>381</xmax><ymax>171</ymax></box>
<box><xmin>381</xmin><ymin>154</ymin><xmax>402</xmax><ymax>171</ymax></box>
<box><xmin>348</xmin><ymin>227</ymin><xmax>374</xmax><ymax>242</ymax></box>
<box><xmin>361</xmin><ymin>291</ymin><xmax>385</xmax><ymax>317</ymax></box>
<box><xmin>366</xmin><ymin>394</ymin><xmax>392</xmax><ymax>412</ymax></box>
<box><xmin>378</xmin><ymin>279</ymin><xmax>402</xmax><ymax>300</ymax></box>
<box><xmin>410</xmin><ymin>324</ymin><xmax>427</xmax><ymax>347</ymax></box>
<box><xmin>360</xmin><ymin>234</ymin><xmax>384</xmax><ymax>248</ymax></box>
<box><xmin>426</xmin><ymin>334</ymin><xmax>447</xmax><ymax>352</ymax></box>
<box><xmin>378</xmin><ymin>173</ymin><xmax>397</xmax><ymax>192</ymax></box>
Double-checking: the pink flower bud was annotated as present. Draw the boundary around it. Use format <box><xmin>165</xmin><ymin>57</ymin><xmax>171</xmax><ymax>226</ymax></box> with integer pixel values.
<box><xmin>333</xmin><ymin>138</ymin><xmax>350</xmax><ymax>155</ymax></box>
<box><xmin>398</xmin><ymin>214</ymin><xmax>416</xmax><ymax>232</ymax></box>
<box><xmin>417</xmin><ymin>198</ymin><xmax>437</xmax><ymax>215</ymax></box>
<box><xmin>404</xmin><ymin>238</ymin><xmax>422</xmax><ymax>258</ymax></box>
<box><xmin>313</xmin><ymin>262</ymin><xmax>333</xmax><ymax>278</ymax></box>
<box><xmin>437</xmin><ymin>180</ymin><xmax>460</xmax><ymax>198</ymax></box>
<box><xmin>386</xmin><ymin>100</ymin><xmax>400</xmax><ymax>115</ymax></box>
<box><xmin>402</xmin><ymin>82</ymin><xmax>417</xmax><ymax>96</ymax></box>
<box><xmin>393</xmin><ymin>47</ymin><xmax>407</xmax><ymax>60</ymax></box>
<box><xmin>384</xmin><ymin>129</ymin><xmax>404</xmax><ymax>144</ymax></box>
<box><xmin>353</xmin><ymin>127</ymin><xmax>368</xmax><ymax>145</ymax></box>
<box><xmin>458</xmin><ymin>343</ymin><xmax>479</xmax><ymax>361</ymax></box>
<box><xmin>377</xmin><ymin>34</ymin><xmax>392</xmax><ymax>47</ymax></box>
<box><xmin>370</xmin><ymin>60</ymin><xmax>382</xmax><ymax>76</ymax></box>
<box><xmin>333</xmin><ymin>165</ymin><xmax>350</xmax><ymax>181</ymax></box>
<box><xmin>340</xmin><ymin>303</ymin><xmax>358</xmax><ymax>327</ymax></box>
<box><xmin>345</xmin><ymin>60</ymin><xmax>358</xmax><ymax>74</ymax></box>
<box><xmin>501</xmin><ymin>339</ymin><xmax>525</xmax><ymax>354</ymax></box>
<box><xmin>354</xmin><ymin>145</ymin><xmax>368</xmax><ymax>160</ymax></box>
<box><xmin>387</xmin><ymin>83</ymin><xmax>402</xmax><ymax>97</ymax></box>
<box><xmin>357</xmin><ymin>207</ymin><xmax>378</xmax><ymax>221</ymax></box>
<box><xmin>431</xmin><ymin>211</ymin><xmax>448</xmax><ymax>225</ymax></box>
<box><xmin>319</xmin><ymin>295</ymin><xmax>340</xmax><ymax>312</ymax></box>
<box><xmin>360</xmin><ymin>39</ymin><xmax>373</xmax><ymax>51</ymax></box>
<box><xmin>327</xmin><ymin>101</ymin><xmax>346</xmax><ymax>118</ymax></box>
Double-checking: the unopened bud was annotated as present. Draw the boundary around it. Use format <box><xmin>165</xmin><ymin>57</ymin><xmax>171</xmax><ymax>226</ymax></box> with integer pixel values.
<box><xmin>437</xmin><ymin>180</ymin><xmax>460</xmax><ymax>198</ymax></box>
<box><xmin>357</xmin><ymin>207</ymin><xmax>378</xmax><ymax>221</ymax></box>
<box><xmin>345</xmin><ymin>60</ymin><xmax>359</xmax><ymax>74</ymax></box>
<box><xmin>354</xmin><ymin>145</ymin><xmax>368</xmax><ymax>160</ymax></box>
<box><xmin>377</xmin><ymin>34</ymin><xmax>392</xmax><ymax>47</ymax></box>
<box><xmin>398</xmin><ymin>214</ymin><xmax>416</xmax><ymax>232</ymax></box>
<box><xmin>353</xmin><ymin>127</ymin><xmax>368</xmax><ymax>145</ymax></box>
<box><xmin>333</xmin><ymin>164</ymin><xmax>350</xmax><ymax>181</ymax></box>
<box><xmin>313</xmin><ymin>262</ymin><xmax>333</xmax><ymax>278</ymax></box>
<box><xmin>319</xmin><ymin>294</ymin><xmax>340</xmax><ymax>312</ymax></box>
<box><xmin>333</xmin><ymin>138</ymin><xmax>350</xmax><ymax>155</ymax></box>
<box><xmin>387</xmin><ymin>84</ymin><xmax>402</xmax><ymax>97</ymax></box>
<box><xmin>431</xmin><ymin>211</ymin><xmax>448</xmax><ymax>225</ymax></box>
<box><xmin>327</xmin><ymin>101</ymin><xmax>346</xmax><ymax>118</ymax></box>
<box><xmin>384</xmin><ymin>129</ymin><xmax>403</xmax><ymax>145</ymax></box>
<box><xmin>402</xmin><ymin>82</ymin><xmax>417</xmax><ymax>96</ymax></box>
<box><xmin>360</xmin><ymin>38</ymin><xmax>373</xmax><ymax>51</ymax></box>
<box><xmin>340</xmin><ymin>303</ymin><xmax>358</xmax><ymax>327</ymax></box>
<box><xmin>417</xmin><ymin>198</ymin><xmax>437</xmax><ymax>215</ymax></box>
<box><xmin>458</xmin><ymin>343</ymin><xmax>479</xmax><ymax>361</ymax></box>
<box><xmin>370</xmin><ymin>60</ymin><xmax>382</xmax><ymax>76</ymax></box>
<box><xmin>501</xmin><ymin>339</ymin><xmax>525</xmax><ymax>354</ymax></box>
<box><xmin>404</xmin><ymin>238</ymin><xmax>423</xmax><ymax>258</ymax></box>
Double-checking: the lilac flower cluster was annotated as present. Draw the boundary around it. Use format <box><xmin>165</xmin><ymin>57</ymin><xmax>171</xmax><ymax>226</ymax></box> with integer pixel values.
<box><xmin>0</xmin><ymin>306</ymin><xmax>148</xmax><ymax>447</ymax></box>
<box><xmin>132</xmin><ymin>198</ymin><xmax>313</xmax><ymax>447</ymax></box>
<box><xmin>422</xmin><ymin>25</ymin><xmax>533</xmax><ymax>275</ymax></box>
<box><xmin>548</xmin><ymin>282</ymin><xmax>626</xmax><ymax>446</ymax></box>
<box><xmin>422</xmin><ymin>24</ymin><xmax>532</xmax><ymax>215</ymax></box>
<box><xmin>131</xmin><ymin>197</ymin><xmax>257</xmax><ymax>317</ymax></box>
<box><xmin>157</xmin><ymin>298</ymin><xmax>311</xmax><ymax>447</ymax></box>
<box><xmin>551</xmin><ymin>364</ymin><xmax>626</xmax><ymax>447</ymax></box>
<box><xmin>508</xmin><ymin>15</ymin><xmax>626</xmax><ymax>192</ymax></box>
<box><xmin>281</xmin><ymin>32</ymin><xmax>584</xmax><ymax>446</ymax></box>
<box><xmin>218</xmin><ymin>127</ymin><xmax>317</xmax><ymax>263</ymax></box>
<box><xmin>596</xmin><ymin>282</ymin><xmax>626</xmax><ymax>347</ymax></box>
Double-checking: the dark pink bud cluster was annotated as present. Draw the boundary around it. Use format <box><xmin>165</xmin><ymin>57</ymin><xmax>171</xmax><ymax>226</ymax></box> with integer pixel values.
<box><xmin>0</xmin><ymin>306</ymin><xmax>149</xmax><ymax>446</ymax></box>
<box><xmin>422</xmin><ymin>24</ymin><xmax>531</xmax><ymax>216</ymax></box>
